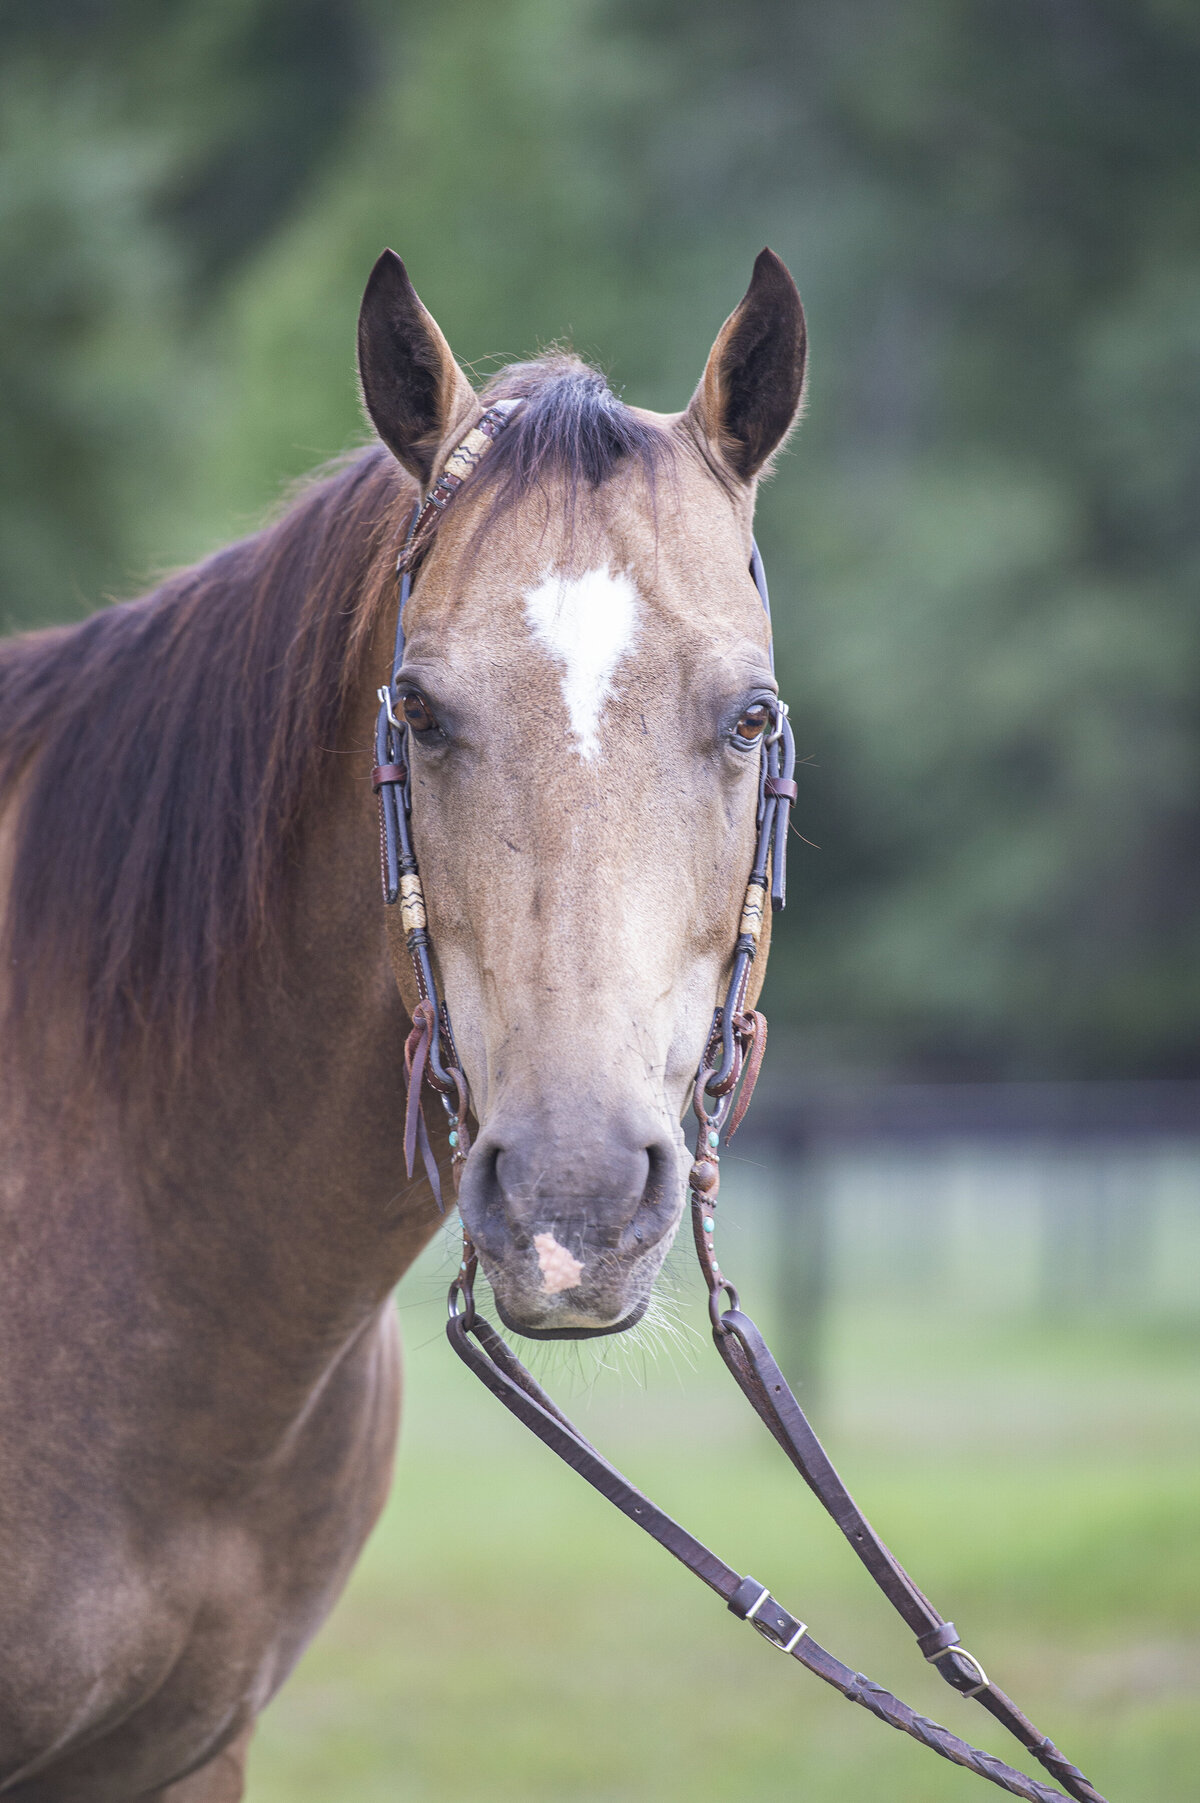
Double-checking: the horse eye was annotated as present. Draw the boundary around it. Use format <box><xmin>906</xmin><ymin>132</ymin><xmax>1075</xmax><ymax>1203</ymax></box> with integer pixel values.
<box><xmin>734</xmin><ymin>702</ymin><xmax>771</xmax><ymax>744</ymax></box>
<box><xmin>400</xmin><ymin>692</ymin><xmax>438</xmax><ymax>734</ymax></box>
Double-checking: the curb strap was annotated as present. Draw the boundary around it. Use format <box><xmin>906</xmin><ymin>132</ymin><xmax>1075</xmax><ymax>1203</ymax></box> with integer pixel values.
<box><xmin>373</xmin><ymin>400</ymin><xmax>526</xmax><ymax>1205</ymax></box>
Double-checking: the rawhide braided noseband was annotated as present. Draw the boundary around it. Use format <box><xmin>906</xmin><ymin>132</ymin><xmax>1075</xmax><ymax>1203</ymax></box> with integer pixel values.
<box><xmin>377</xmin><ymin>406</ymin><xmax>1106</xmax><ymax>1803</ymax></box>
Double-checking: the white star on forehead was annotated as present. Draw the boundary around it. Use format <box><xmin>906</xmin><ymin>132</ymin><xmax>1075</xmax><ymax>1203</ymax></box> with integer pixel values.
<box><xmin>522</xmin><ymin>565</ymin><xmax>639</xmax><ymax>760</ymax></box>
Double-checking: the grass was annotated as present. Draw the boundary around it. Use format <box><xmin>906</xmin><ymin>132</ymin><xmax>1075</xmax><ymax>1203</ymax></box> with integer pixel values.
<box><xmin>245</xmin><ymin>1210</ymin><xmax>1199</xmax><ymax>1803</ymax></box>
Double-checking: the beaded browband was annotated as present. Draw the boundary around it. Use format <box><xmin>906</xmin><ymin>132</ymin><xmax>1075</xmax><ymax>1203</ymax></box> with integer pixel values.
<box><xmin>400</xmin><ymin>400</ymin><xmax>524</xmax><ymax>572</ymax></box>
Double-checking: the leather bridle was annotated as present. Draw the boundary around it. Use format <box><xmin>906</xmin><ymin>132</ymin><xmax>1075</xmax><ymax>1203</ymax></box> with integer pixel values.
<box><xmin>373</xmin><ymin>404</ymin><xmax>1108</xmax><ymax>1803</ymax></box>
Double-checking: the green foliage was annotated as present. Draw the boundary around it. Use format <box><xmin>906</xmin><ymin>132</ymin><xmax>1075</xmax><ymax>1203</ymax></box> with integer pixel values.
<box><xmin>1</xmin><ymin>0</ymin><xmax>1197</xmax><ymax>1074</ymax></box>
<box><xmin>0</xmin><ymin>63</ymin><xmax>179</xmax><ymax>621</ymax></box>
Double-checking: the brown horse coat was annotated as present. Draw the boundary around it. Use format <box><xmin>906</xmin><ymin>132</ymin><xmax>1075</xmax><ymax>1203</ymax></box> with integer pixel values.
<box><xmin>0</xmin><ymin>249</ymin><xmax>805</xmax><ymax>1798</ymax></box>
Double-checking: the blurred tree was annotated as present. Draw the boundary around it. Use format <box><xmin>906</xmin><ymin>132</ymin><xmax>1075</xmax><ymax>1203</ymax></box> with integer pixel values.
<box><xmin>604</xmin><ymin>0</ymin><xmax>1200</xmax><ymax>1076</ymax></box>
<box><xmin>0</xmin><ymin>69</ymin><xmax>179</xmax><ymax>625</ymax></box>
<box><xmin>0</xmin><ymin>0</ymin><xmax>385</xmax><ymax>622</ymax></box>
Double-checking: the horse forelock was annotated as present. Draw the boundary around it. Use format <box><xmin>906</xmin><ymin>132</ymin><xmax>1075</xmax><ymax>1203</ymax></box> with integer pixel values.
<box><xmin>478</xmin><ymin>353</ymin><xmax>668</xmax><ymax>491</ymax></box>
<box><xmin>406</xmin><ymin>354</ymin><xmax>676</xmax><ymax>568</ymax></box>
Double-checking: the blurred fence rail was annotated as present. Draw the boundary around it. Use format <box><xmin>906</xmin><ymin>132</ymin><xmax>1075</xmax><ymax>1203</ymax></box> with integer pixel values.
<box><xmin>728</xmin><ymin>1080</ymin><xmax>1200</xmax><ymax>1399</ymax></box>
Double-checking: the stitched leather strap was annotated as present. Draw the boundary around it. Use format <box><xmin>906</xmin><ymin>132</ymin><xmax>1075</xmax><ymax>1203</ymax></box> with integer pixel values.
<box><xmin>446</xmin><ymin>1300</ymin><xmax>1103</xmax><ymax>1803</ymax></box>
<box><xmin>708</xmin><ymin>1306</ymin><xmax>1104</xmax><ymax>1800</ymax></box>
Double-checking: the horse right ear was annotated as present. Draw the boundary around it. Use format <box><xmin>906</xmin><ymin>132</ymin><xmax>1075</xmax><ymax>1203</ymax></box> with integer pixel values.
<box><xmin>686</xmin><ymin>248</ymin><xmax>807</xmax><ymax>484</ymax></box>
<box><xmin>357</xmin><ymin>250</ymin><xmax>477</xmax><ymax>486</ymax></box>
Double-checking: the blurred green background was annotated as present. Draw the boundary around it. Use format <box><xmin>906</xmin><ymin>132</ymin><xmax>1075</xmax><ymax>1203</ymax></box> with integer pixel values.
<box><xmin>4</xmin><ymin>0</ymin><xmax>1198</xmax><ymax>1080</ymax></box>
<box><xmin>2</xmin><ymin>4</ymin><xmax>1198</xmax><ymax>1798</ymax></box>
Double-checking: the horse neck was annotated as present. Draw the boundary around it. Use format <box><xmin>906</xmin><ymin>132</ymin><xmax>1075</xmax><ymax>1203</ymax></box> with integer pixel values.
<box><xmin>113</xmin><ymin>688</ymin><xmax>437</xmax><ymax>1392</ymax></box>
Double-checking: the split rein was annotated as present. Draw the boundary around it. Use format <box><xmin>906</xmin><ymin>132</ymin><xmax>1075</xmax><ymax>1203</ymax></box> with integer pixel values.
<box><xmin>372</xmin><ymin>403</ymin><xmax>1107</xmax><ymax>1803</ymax></box>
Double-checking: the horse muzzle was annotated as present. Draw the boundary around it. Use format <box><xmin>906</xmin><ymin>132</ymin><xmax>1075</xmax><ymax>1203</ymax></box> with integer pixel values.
<box><xmin>455</xmin><ymin>1112</ymin><xmax>686</xmax><ymax>1337</ymax></box>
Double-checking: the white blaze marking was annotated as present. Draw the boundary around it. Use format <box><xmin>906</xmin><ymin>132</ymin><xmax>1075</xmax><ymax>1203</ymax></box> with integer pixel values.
<box><xmin>534</xmin><ymin>1232</ymin><xmax>584</xmax><ymax>1295</ymax></box>
<box><xmin>522</xmin><ymin>565</ymin><xmax>638</xmax><ymax>760</ymax></box>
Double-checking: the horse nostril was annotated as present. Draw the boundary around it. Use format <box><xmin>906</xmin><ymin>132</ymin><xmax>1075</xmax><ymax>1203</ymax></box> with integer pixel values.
<box><xmin>619</xmin><ymin>1136</ymin><xmax>679</xmax><ymax>1253</ymax></box>
<box><xmin>460</xmin><ymin>1118</ymin><xmax>684</xmax><ymax>1265</ymax></box>
<box><xmin>458</xmin><ymin>1137</ymin><xmax>516</xmax><ymax>1258</ymax></box>
<box><xmin>645</xmin><ymin>1138</ymin><xmax>672</xmax><ymax>1198</ymax></box>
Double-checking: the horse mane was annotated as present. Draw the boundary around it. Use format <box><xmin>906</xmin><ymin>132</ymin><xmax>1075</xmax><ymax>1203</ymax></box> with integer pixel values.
<box><xmin>0</xmin><ymin>353</ymin><xmax>666</xmax><ymax>1079</ymax></box>
<box><xmin>0</xmin><ymin>445</ymin><xmax>407</xmax><ymax>1076</ymax></box>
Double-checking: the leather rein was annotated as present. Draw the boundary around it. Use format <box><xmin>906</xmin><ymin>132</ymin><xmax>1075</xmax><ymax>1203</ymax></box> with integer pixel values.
<box><xmin>372</xmin><ymin>404</ymin><xmax>1107</xmax><ymax>1803</ymax></box>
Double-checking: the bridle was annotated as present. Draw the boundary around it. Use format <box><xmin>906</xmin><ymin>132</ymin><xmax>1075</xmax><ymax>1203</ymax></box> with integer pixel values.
<box><xmin>372</xmin><ymin>402</ymin><xmax>527</xmax><ymax>1203</ymax></box>
<box><xmin>372</xmin><ymin>405</ymin><xmax>1108</xmax><ymax>1803</ymax></box>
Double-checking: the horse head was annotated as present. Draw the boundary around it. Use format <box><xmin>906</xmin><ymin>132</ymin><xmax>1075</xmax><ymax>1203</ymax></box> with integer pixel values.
<box><xmin>358</xmin><ymin>248</ymin><xmax>806</xmax><ymax>1337</ymax></box>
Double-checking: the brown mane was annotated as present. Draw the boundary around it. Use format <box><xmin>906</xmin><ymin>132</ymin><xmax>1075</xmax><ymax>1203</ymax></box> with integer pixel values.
<box><xmin>0</xmin><ymin>445</ymin><xmax>407</xmax><ymax>1074</ymax></box>
<box><xmin>0</xmin><ymin>354</ymin><xmax>666</xmax><ymax>1077</ymax></box>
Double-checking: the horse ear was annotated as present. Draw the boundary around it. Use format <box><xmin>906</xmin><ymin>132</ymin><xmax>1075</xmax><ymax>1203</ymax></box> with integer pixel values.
<box><xmin>357</xmin><ymin>250</ymin><xmax>477</xmax><ymax>486</ymax></box>
<box><xmin>687</xmin><ymin>248</ymin><xmax>807</xmax><ymax>483</ymax></box>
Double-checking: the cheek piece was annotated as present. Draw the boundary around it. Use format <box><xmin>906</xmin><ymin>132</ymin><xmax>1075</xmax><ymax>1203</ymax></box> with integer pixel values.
<box><xmin>372</xmin><ymin>403</ymin><xmax>1104</xmax><ymax>1803</ymax></box>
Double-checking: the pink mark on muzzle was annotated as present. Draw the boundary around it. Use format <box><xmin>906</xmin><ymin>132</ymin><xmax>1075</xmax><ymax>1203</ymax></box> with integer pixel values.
<box><xmin>534</xmin><ymin>1232</ymin><xmax>584</xmax><ymax>1295</ymax></box>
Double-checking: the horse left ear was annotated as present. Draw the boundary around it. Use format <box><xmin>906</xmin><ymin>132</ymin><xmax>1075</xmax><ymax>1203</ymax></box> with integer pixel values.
<box><xmin>357</xmin><ymin>249</ymin><xmax>477</xmax><ymax>486</ymax></box>
<box><xmin>686</xmin><ymin>248</ymin><xmax>807</xmax><ymax>483</ymax></box>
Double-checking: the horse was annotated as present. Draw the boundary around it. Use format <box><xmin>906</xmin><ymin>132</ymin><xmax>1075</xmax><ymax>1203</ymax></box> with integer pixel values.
<box><xmin>0</xmin><ymin>246</ymin><xmax>806</xmax><ymax>1799</ymax></box>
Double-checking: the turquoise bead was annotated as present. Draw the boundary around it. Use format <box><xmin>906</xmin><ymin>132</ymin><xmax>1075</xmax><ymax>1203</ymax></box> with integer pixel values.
<box><xmin>707</xmin><ymin>1129</ymin><xmax>720</xmax><ymax>1149</ymax></box>
<box><xmin>448</xmin><ymin>1131</ymin><xmax>459</xmax><ymax>1148</ymax></box>
<box><xmin>703</xmin><ymin>1217</ymin><xmax>715</xmax><ymax>1234</ymax></box>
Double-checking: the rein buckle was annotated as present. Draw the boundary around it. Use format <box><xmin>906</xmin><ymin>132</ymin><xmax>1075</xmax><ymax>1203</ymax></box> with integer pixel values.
<box><xmin>731</xmin><ymin>1579</ymin><xmax>807</xmax><ymax>1655</ymax></box>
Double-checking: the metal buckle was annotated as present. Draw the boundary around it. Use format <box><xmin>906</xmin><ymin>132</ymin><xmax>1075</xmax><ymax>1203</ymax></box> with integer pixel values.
<box><xmin>743</xmin><ymin>1586</ymin><xmax>807</xmax><ymax>1655</ymax></box>
<box><xmin>765</xmin><ymin>698</ymin><xmax>789</xmax><ymax>745</ymax></box>
<box><xmin>378</xmin><ymin>685</ymin><xmax>402</xmax><ymax>731</ymax></box>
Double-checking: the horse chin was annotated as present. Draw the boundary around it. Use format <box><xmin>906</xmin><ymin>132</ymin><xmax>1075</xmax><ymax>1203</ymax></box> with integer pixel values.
<box><xmin>492</xmin><ymin>1295</ymin><xmax>650</xmax><ymax>1341</ymax></box>
<box><xmin>477</xmin><ymin>1242</ymin><xmax>664</xmax><ymax>1341</ymax></box>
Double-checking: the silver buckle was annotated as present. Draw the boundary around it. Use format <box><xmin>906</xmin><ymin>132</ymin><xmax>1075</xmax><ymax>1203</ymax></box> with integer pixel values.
<box><xmin>743</xmin><ymin>1586</ymin><xmax>807</xmax><ymax>1655</ymax></box>
<box><xmin>378</xmin><ymin>685</ymin><xmax>402</xmax><ymax>731</ymax></box>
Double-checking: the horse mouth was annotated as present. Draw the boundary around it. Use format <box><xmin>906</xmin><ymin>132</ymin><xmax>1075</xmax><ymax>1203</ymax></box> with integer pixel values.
<box><xmin>456</xmin><ymin>1130</ymin><xmax>686</xmax><ymax>1340</ymax></box>
<box><xmin>471</xmin><ymin>1227</ymin><xmax>668</xmax><ymax>1340</ymax></box>
<box><xmin>491</xmin><ymin>1295</ymin><xmax>649</xmax><ymax>1340</ymax></box>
